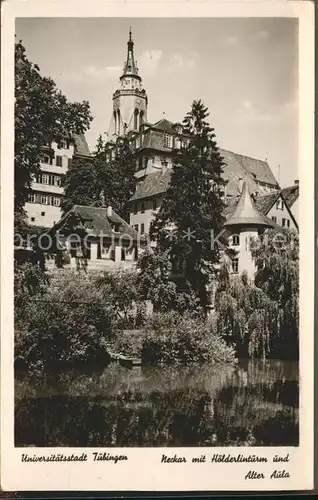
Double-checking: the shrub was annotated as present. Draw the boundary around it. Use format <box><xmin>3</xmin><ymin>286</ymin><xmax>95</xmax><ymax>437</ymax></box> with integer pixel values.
<box><xmin>110</xmin><ymin>329</ymin><xmax>146</xmax><ymax>358</ymax></box>
<box><xmin>141</xmin><ymin>312</ymin><xmax>236</xmax><ymax>365</ymax></box>
<box><xmin>15</xmin><ymin>270</ymin><xmax>114</xmax><ymax>377</ymax></box>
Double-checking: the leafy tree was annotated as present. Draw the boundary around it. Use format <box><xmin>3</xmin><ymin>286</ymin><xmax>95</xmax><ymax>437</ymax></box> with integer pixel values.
<box><xmin>61</xmin><ymin>158</ymin><xmax>102</xmax><ymax>214</ymax></box>
<box><xmin>250</xmin><ymin>228</ymin><xmax>299</xmax><ymax>359</ymax></box>
<box><xmin>93</xmin><ymin>134</ymin><xmax>106</xmax><ymax>159</ymax></box>
<box><xmin>150</xmin><ymin>99</ymin><xmax>227</xmax><ymax>308</ymax></box>
<box><xmin>137</xmin><ymin>249</ymin><xmax>202</xmax><ymax>316</ymax></box>
<box><xmin>15</xmin><ymin>40</ymin><xmax>92</xmax><ymax>216</ymax></box>
<box><xmin>103</xmin><ymin>137</ymin><xmax>137</xmax><ymax>220</ymax></box>
<box><xmin>215</xmin><ymin>228</ymin><xmax>299</xmax><ymax>359</ymax></box>
<box><xmin>63</xmin><ymin>136</ymin><xmax>136</xmax><ymax>221</ymax></box>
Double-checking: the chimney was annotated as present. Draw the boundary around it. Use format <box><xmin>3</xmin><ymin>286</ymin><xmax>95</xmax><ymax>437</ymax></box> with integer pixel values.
<box><xmin>106</xmin><ymin>206</ymin><xmax>112</xmax><ymax>217</ymax></box>
<box><xmin>294</xmin><ymin>179</ymin><xmax>299</xmax><ymax>185</ymax></box>
<box><xmin>238</xmin><ymin>177</ymin><xmax>243</xmax><ymax>194</ymax></box>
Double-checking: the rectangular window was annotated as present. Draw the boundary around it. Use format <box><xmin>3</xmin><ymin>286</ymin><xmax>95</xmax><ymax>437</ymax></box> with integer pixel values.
<box><xmin>52</xmin><ymin>197</ymin><xmax>60</xmax><ymax>207</ymax></box>
<box><xmin>276</xmin><ymin>199</ymin><xmax>284</xmax><ymax>210</ymax></box>
<box><xmin>152</xmin><ymin>199</ymin><xmax>157</xmax><ymax>211</ymax></box>
<box><xmin>41</xmin><ymin>174</ymin><xmax>49</xmax><ymax>184</ymax></box>
<box><xmin>56</xmin><ymin>155</ymin><xmax>62</xmax><ymax>167</ymax></box>
<box><xmin>287</xmin><ymin>219</ymin><xmax>290</xmax><ymax>228</ymax></box>
<box><xmin>58</xmin><ymin>139</ymin><xmax>68</xmax><ymax>149</ymax></box>
<box><xmin>42</xmin><ymin>154</ymin><xmax>52</xmax><ymax>165</ymax></box>
<box><xmin>40</xmin><ymin>195</ymin><xmax>48</xmax><ymax>205</ymax></box>
<box><xmin>28</xmin><ymin>193</ymin><xmax>35</xmax><ymax>203</ymax></box>
<box><xmin>31</xmin><ymin>217</ymin><xmax>35</xmax><ymax>222</ymax></box>
<box><xmin>232</xmin><ymin>234</ymin><xmax>240</xmax><ymax>246</ymax></box>
<box><xmin>133</xmin><ymin>203</ymin><xmax>138</xmax><ymax>214</ymax></box>
<box><xmin>164</xmin><ymin>134</ymin><xmax>172</xmax><ymax>149</ymax></box>
<box><xmin>53</xmin><ymin>175</ymin><xmax>60</xmax><ymax>186</ymax></box>
<box><xmin>68</xmin><ymin>158</ymin><xmax>72</xmax><ymax>169</ymax></box>
<box><xmin>232</xmin><ymin>258</ymin><xmax>239</xmax><ymax>274</ymax></box>
<box><xmin>271</xmin><ymin>216</ymin><xmax>277</xmax><ymax>223</ymax></box>
<box><xmin>140</xmin><ymin>223</ymin><xmax>145</xmax><ymax>234</ymax></box>
<box><xmin>41</xmin><ymin>211</ymin><xmax>45</xmax><ymax>217</ymax></box>
<box><xmin>282</xmin><ymin>218</ymin><xmax>286</xmax><ymax>227</ymax></box>
<box><xmin>140</xmin><ymin>202</ymin><xmax>145</xmax><ymax>213</ymax></box>
<box><xmin>134</xmin><ymin>224</ymin><xmax>139</xmax><ymax>232</ymax></box>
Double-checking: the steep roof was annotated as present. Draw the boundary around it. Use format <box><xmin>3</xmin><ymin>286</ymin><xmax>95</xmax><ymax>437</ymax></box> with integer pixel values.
<box><xmin>130</xmin><ymin>170</ymin><xmax>171</xmax><ymax>202</ymax></box>
<box><xmin>219</xmin><ymin>148</ymin><xmax>278</xmax><ymax>194</ymax></box>
<box><xmin>152</xmin><ymin>118</ymin><xmax>177</xmax><ymax>134</ymax></box>
<box><xmin>121</xmin><ymin>28</ymin><xmax>140</xmax><ymax>79</ymax></box>
<box><xmin>135</xmin><ymin>121</ymin><xmax>277</xmax><ymax>192</ymax></box>
<box><xmin>223</xmin><ymin>182</ymin><xmax>275</xmax><ymax>228</ymax></box>
<box><xmin>73</xmin><ymin>134</ymin><xmax>91</xmax><ymax>157</ymax></box>
<box><xmin>52</xmin><ymin>205</ymin><xmax>138</xmax><ymax>239</ymax></box>
<box><xmin>254</xmin><ymin>191</ymin><xmax>280</xmax><ymax>214</ymax></box>
<box><xmin>281</xmin><ymin>184</ymin><xmax>299</xmax><ymax>207</ymax></box>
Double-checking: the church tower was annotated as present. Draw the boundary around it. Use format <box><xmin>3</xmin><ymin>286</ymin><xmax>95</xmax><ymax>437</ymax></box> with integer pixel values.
<box><xmin>111</xmin><ymin>29</ymin><xmax>148</xmax><ymax>136</ymax></box>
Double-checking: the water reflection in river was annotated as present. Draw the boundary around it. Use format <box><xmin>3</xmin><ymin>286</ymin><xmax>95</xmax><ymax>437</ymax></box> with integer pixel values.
<box><xmin>15</xmin><ymin>359</ymin><xmax>298</xmax><ymax>447</ymax></box>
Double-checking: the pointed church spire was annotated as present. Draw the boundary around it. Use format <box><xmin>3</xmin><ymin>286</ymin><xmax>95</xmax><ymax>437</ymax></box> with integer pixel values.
<box><xmin>224</xmin><ymin>181</ymin><xmax>274</xmax><ymax>228</ymax></box>
<box><xmin>121</xmin><ymin>28</ymin><xmax>140</xmax><ymax>79</ymax></box>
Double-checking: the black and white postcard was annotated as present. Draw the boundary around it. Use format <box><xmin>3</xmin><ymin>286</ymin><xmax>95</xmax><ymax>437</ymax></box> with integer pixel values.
<box><xmin>1</xmin><ymin>0</ymin><xmax>314</xmax><ymax>493</ymax></box>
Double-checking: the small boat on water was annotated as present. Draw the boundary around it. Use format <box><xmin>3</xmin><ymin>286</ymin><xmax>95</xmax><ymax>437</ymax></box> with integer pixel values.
<box><xmin>108</xmin><ymin>351</ymin><xmax>142</xmax><ymax>368</ymax></box>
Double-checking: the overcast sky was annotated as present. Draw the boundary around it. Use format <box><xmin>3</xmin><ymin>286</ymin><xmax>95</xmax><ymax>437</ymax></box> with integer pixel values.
<box><xmin>16</xmin><ymin>17</ymin><xmax>298</xmax><ymax>187</ymax></box>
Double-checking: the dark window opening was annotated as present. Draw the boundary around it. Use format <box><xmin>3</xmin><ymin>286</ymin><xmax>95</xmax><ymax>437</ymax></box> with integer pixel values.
<box><xmin>232</xmin><ymin>234</ymin><xmax>240</xmax><ymax>246</ymax></box>
<box><xmin>232</xmin><ymin>258</ymin><xmax>239</xmax><ymax>274</ymax></box>
<box><xmin>56</xmin><ymin>156</ymin><xmax>62</xmax><ymax>167</ymax></box>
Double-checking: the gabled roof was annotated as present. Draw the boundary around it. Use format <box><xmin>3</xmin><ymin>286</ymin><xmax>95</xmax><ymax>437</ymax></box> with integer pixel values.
<box><xmin>130</xmin><ymin>170</ymin><xmax>171</xmax><ymax>202</ymax></box>
<box><xmin>51</xmin><ymin>205</ymin><xmax>138</xmax><ymax>239</ymax></box>
<box><xmin>152</xmin><ymin>118</ymin><xmax>177</xmax><ymax>134</ymax></box>
<box><xmin>281</xmin><ymin>184</ymin><xmax>299</xmax><ymax>208</ymax></box>
<box><xmin>223</xmin><ymin>182</ymin><xmax>275</xmax><ymax>228</ymax></box>
<box><xmin>73</xmin><ymin>134</ymin><xmax>91</xmax><ymax>157</ymax></box>
<box><xmin>254</xmin><ymin>191</ymin><xmax>280</xmax><ymax>214</ymax></box>
<box><xmin>133</xmin><ymin>119</ymin><xmax>277</xmax><ymax>192</ymax></box>
<box><xmin>219</xmin><ymin>148</ymin><xmax>278</xmax><ymax>192</ymax></box>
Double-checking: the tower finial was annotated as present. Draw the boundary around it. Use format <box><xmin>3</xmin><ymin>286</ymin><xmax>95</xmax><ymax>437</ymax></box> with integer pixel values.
<box><xmin>122</xmin><ymin>26</ymin><xmax>138</xmax><ymax>77</ymax></box>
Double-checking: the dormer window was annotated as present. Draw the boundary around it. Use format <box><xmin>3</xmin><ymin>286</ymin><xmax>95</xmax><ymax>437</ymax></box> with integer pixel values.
<box><xmin>41</xmin><ymin>154</ymin><xmax>52</xmax><ymax>165</ymax></box>
<box><xmin>57</xmin><ymin>139</ymin><xmax>68</xmax><ymax>150</ymax></box>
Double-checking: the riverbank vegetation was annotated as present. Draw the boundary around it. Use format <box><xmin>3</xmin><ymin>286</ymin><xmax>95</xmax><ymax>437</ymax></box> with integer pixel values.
<box><xmin>14</xmin><ymin>268</ymin><xmax>236</xmax><ymax>379</ymax></box>
<box><xmin>15</xmin><ymin>224</ymin><xmax>298</xmax><ymax>380</ymax></box>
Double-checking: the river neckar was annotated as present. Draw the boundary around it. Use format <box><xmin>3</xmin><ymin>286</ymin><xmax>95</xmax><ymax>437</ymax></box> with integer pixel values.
<box><xmin>15</xmin><ymin>359</ymin><xmax>298</xmax><ymax>447</ymax></box>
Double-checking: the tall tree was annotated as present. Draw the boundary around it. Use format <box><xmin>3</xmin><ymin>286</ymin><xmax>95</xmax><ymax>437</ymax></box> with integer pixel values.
<box><xmin>63</xmin><ymin>136</ymin><xmax>137</xmax><ymax>221</ymax></box>
<box><xmin>15</xmin><ymin>40</ymin><xmax>92</xmax><ymax>217</ymax></box>
<box><xmin>150</xmin><ymin>99</ymin><xmax>227</xmax><ymax>308</ymax></box>
<box><xmin>93</xmin><ymin>134</ymin><xmax>106</xmax><ymax>160</ymax></box>
<box><xmin>103</xmin><ymin>137</ymin><xmax>137</xmax><ymax>220</ymax></box>
<box><xmin>250</xmin><ymin>228</ymin><xmax>299</xmax><ymax>359</ymax></box>
<box><xmin>215</xmin><ymin>228</ymin><xmax>299</xmax><ymax>360</ymax></box>
<box><xmin>61</xmin><ymin>158</ymin><xmax>102</xmax><ymax>214</ymax></box>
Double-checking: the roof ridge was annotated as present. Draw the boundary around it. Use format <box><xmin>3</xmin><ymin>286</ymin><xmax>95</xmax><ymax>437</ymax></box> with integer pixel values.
<box><xmin>219</xmin><ymin>147</ymin><xmax>269</xmax><ymax>165</ymax></box>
